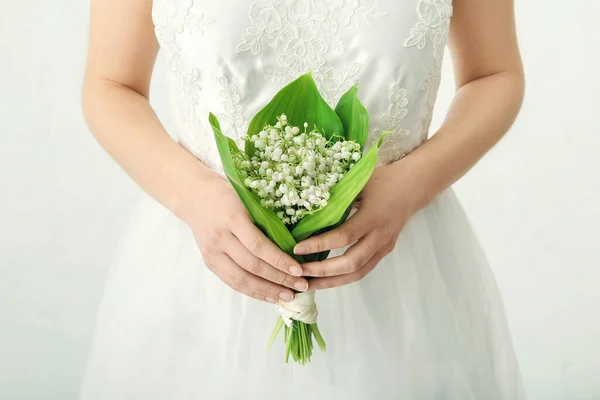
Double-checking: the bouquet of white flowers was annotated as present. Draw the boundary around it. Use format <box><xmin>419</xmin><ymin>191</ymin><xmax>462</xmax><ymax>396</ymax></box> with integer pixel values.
<box><xmin>209</xmin><ymin>72</ymin><xmax>388</xmax><ymax>364</ymax></box>
<box><xmin>235</xmin><ymin>116</ymin><xmax>363</xmax><ymax>226</ymax></box>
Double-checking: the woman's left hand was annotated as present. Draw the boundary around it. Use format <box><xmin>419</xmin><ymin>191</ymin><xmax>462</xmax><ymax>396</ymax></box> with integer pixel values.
<box><xmin>295</xmin><ymin>162</ymin><xmax>426</xmax><ymax>290</ymax></box>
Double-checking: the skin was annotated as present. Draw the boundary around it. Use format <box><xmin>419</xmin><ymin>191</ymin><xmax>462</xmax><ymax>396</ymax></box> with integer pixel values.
<box><xmin>83</xmin><ymin>0</ymin><xmax>523</xmax><ymax>301</ymax></box>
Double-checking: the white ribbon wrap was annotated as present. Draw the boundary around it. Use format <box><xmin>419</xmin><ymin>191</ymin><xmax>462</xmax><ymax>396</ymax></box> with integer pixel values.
<box><xmin>277</xmin><ymin>291</ymin><xmax>318</xmax><ymax>327</ymax></box>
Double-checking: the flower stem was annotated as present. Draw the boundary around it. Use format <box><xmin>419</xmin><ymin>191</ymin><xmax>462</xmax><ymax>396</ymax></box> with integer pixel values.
<box><xmin>267</xmin><ymin>316</ymin><xmax>326</xmax><ymax>364</ymax></box>
<box><xmin>310</xmin><ymin>323</ymin><xmax>327</xmax><ymax>352</ymax></box>
<box><xmin>268</xmin><ymin>320</ymin><xmax>326</xmax><ymax>364</ymax></box>
<box><xmin>267</xmin><ymin>317</ymin><xmax>285</xmax><ymax>351</ymax></box>
<box><xmin>284</xmin><ymin>325</ymin><xmax>292</xmax><ymax>363</ymax></box>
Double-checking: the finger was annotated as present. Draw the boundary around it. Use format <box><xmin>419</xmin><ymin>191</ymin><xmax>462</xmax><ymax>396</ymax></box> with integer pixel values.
<box><xmin>225</xmin><ymin>235</ymin><xmax>309</xmax><ymax>292</ymax></box>
<box><xmin>213</xmin><ymin>252</ymin><xmax>297</xmax><ymax>303</ymax></box>
<box><xmin>294</xmin><ymin>211</ymin><xmax>370</xmax><ymax>255</ymax></box>
<box><xmin>308</xmin><ymin>248</ymin><xmax>388</xmax><ymax>291</ymax></box>
<box><xmin>206</xmin><ymin>252</ymin><xmax>275</xmax><ymax>303</ymax></box>
<box><xmin>236</xmin><ymin>283</ymin><xmax>277</xmax><ymax>304</ymax></box>
<box><xmin>232</xmin><ymin>220</ymin><xmax>304</xmax><ymax>277</ymax></box>
<box><xmin>301</xmin><ymin>231</ymin><xmax>382</xmax><ymax>277</ymax></box>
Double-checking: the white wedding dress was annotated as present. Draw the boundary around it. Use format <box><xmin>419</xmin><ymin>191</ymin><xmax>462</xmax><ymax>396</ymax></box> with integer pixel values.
<box><xmin>80</xmin><ymin>0</ymin><xmax>526</xmax><ymax>399</ymax></box>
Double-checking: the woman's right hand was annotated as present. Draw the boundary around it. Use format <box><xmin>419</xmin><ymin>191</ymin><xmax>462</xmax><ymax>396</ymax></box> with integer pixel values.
<box><xmin>81</xmin><ymin>0</ymin><xmax>305</xmax><ymax>305</ymax></box>
<box><xmin>184</xmin><ymin>174</ymin><xmax>308</xmax><ymax>304</ymax></box>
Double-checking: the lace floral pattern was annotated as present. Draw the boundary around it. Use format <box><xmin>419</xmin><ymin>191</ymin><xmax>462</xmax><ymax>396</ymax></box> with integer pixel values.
<box><xmin>153</xmin><ymin>1</ymin><xmax>220</xmax><ymax>164</ymax></box>
<box><xmin>169</xmin><ymin>68</ymin><xmax>214</xmax><ymax>163</ymax></box>
<box><xmin>372</xmin><ymin>84</ymin><xmax>410</xmax><ymax>164</ymax></box>
<box><xmin>152</xmin><ymin>0</ymin><xmax>215</xmax><ymax>62</ymax></box>
<box><xmin>236</xmin><ymin>0</ymin><xmax>386</xmax><ymax>105</ymax></box>
<box><xmin>370</xmin><ymin>0</ymin><xmax>451</xmax><ymax>164</ymax></box>
<box><xmin>173</xmin><ymin>68</ymin><xmax>201</xmax><ymax>121</ymax></box>
<box><xmin>151</xmin><ymin>0</ymin><xmax>453</xmax><ymax>168</ymax></box>
<box><xmin>405</xmin><ymin>0</ymin><xmax>453</xmax><ymax>140</ymax></box>
<box><xmin>405</xmin><ymin>0</ymin><xmax>452</xmax><ymax>53</ymax></box>
<box><xmin>215</xmin><ymin>77</ymin><xmax>248</xmax><ymax>140</ymax></box>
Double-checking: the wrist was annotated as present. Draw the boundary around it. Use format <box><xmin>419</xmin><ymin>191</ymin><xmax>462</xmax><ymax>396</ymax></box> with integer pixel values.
<box><xmin>169</xmin><ymin>165</ymin><xmax>222</xmax><ymax>225</ymax></box>
<box><xmin>387</xmin><ymin>153</ymin><xmax>440</xmax><ymax>212</ymax></box>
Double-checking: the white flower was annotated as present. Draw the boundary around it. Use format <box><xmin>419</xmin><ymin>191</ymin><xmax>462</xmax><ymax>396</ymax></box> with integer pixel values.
<box><xmin>233</xmin><ymin>113</ymin><xmax>362</xmax><ymax>226</ymax></box>
<box><xmin>308</xmin><ymin>195</ymin><xmax>320</xmax><ymax>204</ymax></box>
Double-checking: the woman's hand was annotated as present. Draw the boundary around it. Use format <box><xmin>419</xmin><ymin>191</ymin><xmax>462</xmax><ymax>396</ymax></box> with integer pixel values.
<box><xmin>184</xmin><ymin>175</ymin><xmax>309</xmax><ymax>303</ymax></box>
<box><xmin>295</xmin><ymin>162</ymin><xmax>426</xmax><ymax>290</ymax></box>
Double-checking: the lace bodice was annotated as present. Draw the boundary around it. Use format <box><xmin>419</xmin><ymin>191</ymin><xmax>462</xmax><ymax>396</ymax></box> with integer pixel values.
<box><xmin>152</xmin><ymin>0</ymin><xmax>453</xmax><ymax>171</ymax></box>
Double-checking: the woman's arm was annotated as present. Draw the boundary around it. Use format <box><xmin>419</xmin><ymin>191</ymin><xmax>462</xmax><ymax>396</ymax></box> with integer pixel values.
<box><xmin>84</xmin><ymin>0</ymin><xmax>307</xmax><ymax>302</ymax></box>
<box><xmin>296</xmin><ymin>0</ymin><xmax>524</xmax><ymax>288</ymax></box>
<box><xmin>83</xmin><ymin>0</ymin><xmax>211</xmax><ymax>221</ymax></box>
<box><xmin>396</xmin><ymin>0</ymin><xmax>525</xmax><ymax>209</ymax></box>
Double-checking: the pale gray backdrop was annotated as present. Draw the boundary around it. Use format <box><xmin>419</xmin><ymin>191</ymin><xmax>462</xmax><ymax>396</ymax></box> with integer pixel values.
<box><xmin>1</xmin><ymin>1</ymin><xmax>599</xmax><ymax>399</ymax></box>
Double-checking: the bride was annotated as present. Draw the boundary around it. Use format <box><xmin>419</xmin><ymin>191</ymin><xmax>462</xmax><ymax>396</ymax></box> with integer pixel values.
<box><xmin>79</xmin><ymin>0</ymin><xmax>526</xmax><ymax>398</ymax></box>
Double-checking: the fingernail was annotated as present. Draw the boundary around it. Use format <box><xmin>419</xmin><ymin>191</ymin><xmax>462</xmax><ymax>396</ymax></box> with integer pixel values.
<box><xmin>266</xmin><ymin>297</ymin><xmax>276</xmax><ymax>304</ymax></box>
<box><xmin>294</xmin><ymin>246</ymin><xmax>306</xmax><ymax>255</ymax></box>
<box><xmin>279</xmin><ymin>292</ymin><xmax>293</xmax><ymax>301</ymax></box>
<box><xmin>289</xmin><ymin>265</ymin><xmax>303</xmax><ymax>276</ymax></box>
<box><xmin>294</xmin><ymin>281</ymin><xmax>309</xmax><ymax>292</ymax></box>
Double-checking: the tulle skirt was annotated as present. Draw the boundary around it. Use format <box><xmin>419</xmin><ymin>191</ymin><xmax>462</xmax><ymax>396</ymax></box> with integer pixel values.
<box><xmin>79</xmin><ymin>188</ymin><xmax>525</xmax><ymax>399</ymax></box>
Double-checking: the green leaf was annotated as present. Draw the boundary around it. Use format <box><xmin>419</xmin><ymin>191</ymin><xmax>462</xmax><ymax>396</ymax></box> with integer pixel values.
<box><xmin>209</xmin><ymin>113</ymin><xmax>299</xmax><ymax>257</ymax></box>
<box><xmin>334</xmin><ymin>84</ymin><xmax>370</xmax><ymax>148</ymax></box>
<box><xmin>291</xmin><ymin>132</ymin><xmax>390</xmax><ymax>242</ymax></box>
<box><xmin>245</xmin><ymin>72</ymin><xmax>345</xmax><ymax>156</ymax></box>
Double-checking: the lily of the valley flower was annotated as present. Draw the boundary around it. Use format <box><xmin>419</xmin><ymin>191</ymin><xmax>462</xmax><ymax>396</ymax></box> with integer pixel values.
<box><xmin>235</xmin><ymin>114</ymin><xmax>361</xmax><ymax>225</ymax></box>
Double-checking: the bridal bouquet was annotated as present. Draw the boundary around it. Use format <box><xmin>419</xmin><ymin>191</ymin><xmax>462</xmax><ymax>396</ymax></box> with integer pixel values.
<box><xmin>209</xmin><ymin>72</ymin><xmax>388</xmax><ymax>364</ymax></box>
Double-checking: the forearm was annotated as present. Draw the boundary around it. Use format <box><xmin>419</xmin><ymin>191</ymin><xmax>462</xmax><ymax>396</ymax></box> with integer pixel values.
<box><xmin>395</xmin><ymin>71</ymin><xmax>525</xmax><ymax>209</ymax></box>
<box><xmin>82</xmin><ymin>79</ymin><xmax>217</xmax><ymax>221</ymax></box>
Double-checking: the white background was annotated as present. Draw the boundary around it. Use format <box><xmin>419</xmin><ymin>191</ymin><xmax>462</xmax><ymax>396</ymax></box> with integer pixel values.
<box><xmin>1</xmin><ymin>1</ymin><xmax>599</xmax><ymax>399</ymax></box>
